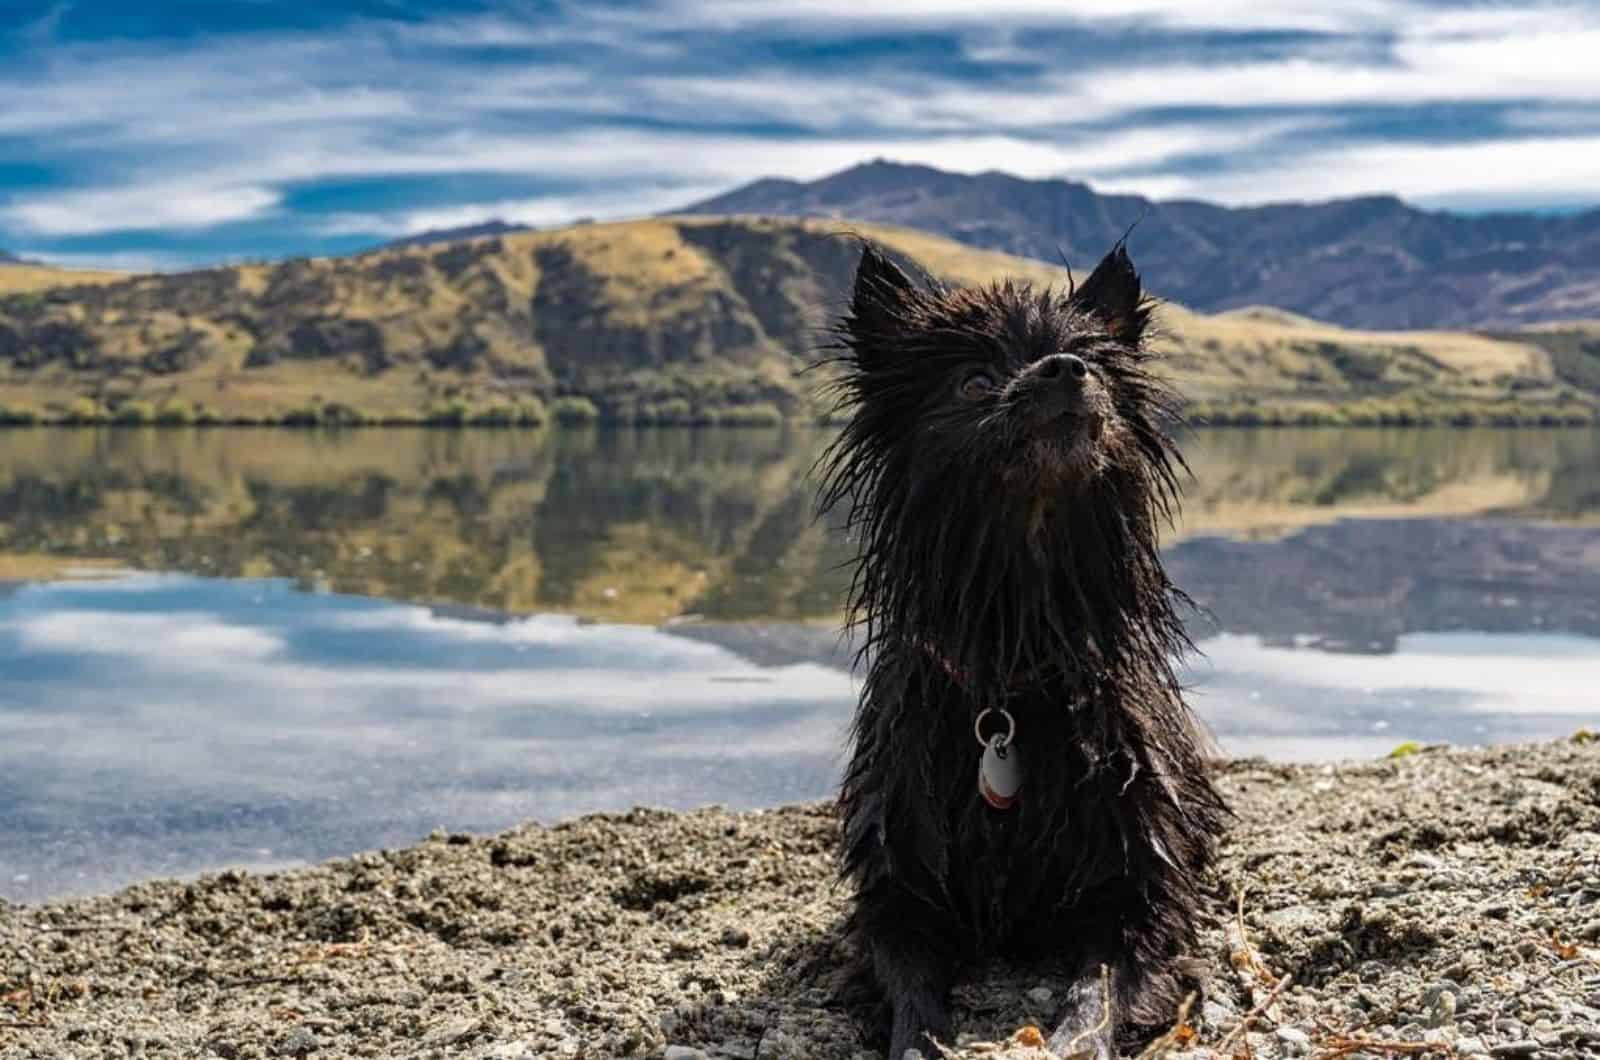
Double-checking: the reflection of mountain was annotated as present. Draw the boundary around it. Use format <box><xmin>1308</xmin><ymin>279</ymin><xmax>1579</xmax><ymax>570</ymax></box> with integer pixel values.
<box><xmin>1171</xmin><ymin>519</ymin><xmax>1600</xmax><ymax>652</ymax></box>
<box><xmin>0</xmin><ymin>428</ymin><xmax>1594</xmax><ymax>630</ymax></box>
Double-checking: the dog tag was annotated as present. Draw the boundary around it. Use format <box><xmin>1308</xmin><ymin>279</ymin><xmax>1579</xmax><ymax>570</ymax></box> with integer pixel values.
<box><xmin>979</xmin><ymin>737</ymin><xmax>1022</xmax><ymax>810</ymax></box>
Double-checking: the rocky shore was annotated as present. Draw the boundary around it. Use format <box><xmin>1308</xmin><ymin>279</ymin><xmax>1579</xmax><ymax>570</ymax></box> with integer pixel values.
<box><xmin>4</xmin><ymin>738</ymin><xmax>1600</xmax><ymax>1060</ymax></box>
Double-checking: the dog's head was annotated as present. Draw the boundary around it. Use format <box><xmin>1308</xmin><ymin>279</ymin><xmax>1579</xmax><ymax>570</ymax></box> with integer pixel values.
<box><xmin>823</xmin><ymin>241</ymin><xmax>1181</xmax><ymax>519</ymax></box>
<box><xmin>819</xmin><ymin>242</ymin><xmax>1186</xmax><ymax>683</ymax></box>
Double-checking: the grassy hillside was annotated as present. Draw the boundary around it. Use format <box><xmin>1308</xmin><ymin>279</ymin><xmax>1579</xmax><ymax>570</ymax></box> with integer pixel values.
<box><xmin>0</xmin><ymin>216</ymin><xmax>1593</xmax><ymax>425</ymax></box>
<box><xmin>0</xmin><ymin>262</ymin><xmax>125</xmax><ymax>295</ymax></box>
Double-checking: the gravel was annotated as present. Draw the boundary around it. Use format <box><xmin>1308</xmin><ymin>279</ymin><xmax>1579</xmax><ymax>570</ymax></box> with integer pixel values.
<box><xmin>4</xmin><ymin>738</ymin><xmax>1600</xmax><ymax>1059</ymax></box>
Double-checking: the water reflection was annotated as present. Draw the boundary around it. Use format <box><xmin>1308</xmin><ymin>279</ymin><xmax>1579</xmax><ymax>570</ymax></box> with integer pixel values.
<box><xmin>0</xmin><ymin>575</ymin><xmax>856</xmax><ymax>903</ymax></box>
<box><xmin>0</xmin><ymin>426</ymin><xmax>1596</xmax><ymax>626</ymax></box>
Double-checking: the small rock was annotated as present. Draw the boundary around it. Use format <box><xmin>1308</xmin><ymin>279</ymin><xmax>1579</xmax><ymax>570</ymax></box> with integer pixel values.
<box><xmin>1456</xmin><ymin>1038</ymin><xmax>1488</xmax><ymax>1057</ymax></box>
<box><xmin>663</xmin><ymin>1048</ymin><xmax>709</xmax><ymax>1060</ymax></box>
<box><xmin>1027</xmin><ymin>986</ymin><xmax>1054</xmax><ymax>1005</ymax></box>
<box><xmin>1276</xmin><ymin>1025</ymin><xmax>1311</xmax><ymax>1055</ymax></box>
<box><xmin>274</xmin><ymin>1027</ymin><xmax>318</xmax><ymax>1057</ymax></box>
<box><xmin>1489</xmin><ymin>1043</ymin><xmax>1540</xmax><ymax>1058</ymax></box>
<box><xmin>1202</xmin><ymin>1000</ymin><xmax>1234</xmax><ymax>1028</ymax></box>
<box><xmin>1428</xmin><ymin>989</ymin><xmax>1458</xmax><ymax>1028</ymax></box>
<box><xmin>720</xmin><ymin>926</ymin><xmax>751</xmax><ymax>948</ymax></box>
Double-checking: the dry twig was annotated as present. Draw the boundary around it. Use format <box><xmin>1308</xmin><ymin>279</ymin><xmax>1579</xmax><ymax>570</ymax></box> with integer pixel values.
<box><xmin>1060</xmin><ymin>964</ymin><xmax>1113</xmax><ymax>1059</ymax></box>
<box><xmin>1214</xmin><ymin>971</ymin><xmax>1295</xmax><ymax>1058</ymax></box>
<box><xmin>1310</xmin><ymin>1035</ymin><xmax>1455</xmax><ymax>1059</ymax></box>
<box><xmin>1133</xmin><ymin>992</ymin><xmax>1198</xmax><ymax>1060</ymax></box>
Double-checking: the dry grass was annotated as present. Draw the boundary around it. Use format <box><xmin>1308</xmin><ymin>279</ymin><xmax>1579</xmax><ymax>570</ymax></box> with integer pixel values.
<box><xmin>0</xmin><ymin>265</ymin><xmax>125</xmax><ymax>294</ymax></box>
<box><xmin>0</xmin><ymin>216</ymin><xmax>1591</xmax><ymax>423</ymax></box>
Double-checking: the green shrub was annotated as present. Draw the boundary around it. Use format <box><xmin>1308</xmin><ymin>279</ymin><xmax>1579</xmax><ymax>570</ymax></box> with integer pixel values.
<box><xmin>155</xmin><ymin>399</ymin><xmax>196</xmax><ymax>426</ymax></box>
<box><xmin>62</xmin><ymin>397</ymin><xmax>109</xmax><ymax>424</ymax></box>
<box><xmin>467</xmin><ymin>403</ymin><xmax>518</xmax><ymax>427</ymax></box>
<box><xmin>279</xmin><ymin>405</ymin><xmax>324</xmax><ymax>427</ymax></box>
<box><xmin>644</xmin><ymin>398</ymin><xmax>693</xmax><ymax>426</ymax></box>
<box><xmin>320</xmin><ymin>402</ymin><xmax>370</xmax><ymax>427</ymax></box>
<box><xmin>713</xmin><ymin>402</ymin><xmax>785</xmax><ymax>427</ymax></box>
<box><xmin>514</xmin><ymin>397</ymin><xmax>547</xmax><ymax>426</ymax></box>
<box><xmin>424</xmin><ymin>398</ymin><xmax>471</xmax><ymax>426</ymax></box>
<box><xmin>551</xmin><ymin>395</ymin><xmax>599</xmax><ymax>425</ymax></box>
<box><xmin>113</xmin><ymin>400</ymin><xmax>156</xmax><ymax>425</ymax></box>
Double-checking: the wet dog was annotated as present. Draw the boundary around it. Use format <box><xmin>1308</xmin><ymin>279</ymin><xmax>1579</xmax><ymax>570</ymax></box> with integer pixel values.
<box><xmin>818</xmin><ymin>243</ymin><xmax>1227</xmax><ymax>1059</ymax></box>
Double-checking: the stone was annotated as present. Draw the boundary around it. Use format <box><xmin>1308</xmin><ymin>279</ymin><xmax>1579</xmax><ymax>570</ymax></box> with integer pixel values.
<box><xmin>1275</xmin><ymin>1025</ymin><xmax>1311</xmax><ymax>1055</ymax></box>
<box><xmin>273</xmin><ymin>1027</ymin><xmax>318</xmax><ymax>1057</ymax></box>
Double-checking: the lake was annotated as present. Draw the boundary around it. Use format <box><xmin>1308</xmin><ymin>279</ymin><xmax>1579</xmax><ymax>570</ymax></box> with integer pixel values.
<box><xmin>2</xmin><ymin>426</ymin><xmax>1598</xmax><ymax>902</ymax></box>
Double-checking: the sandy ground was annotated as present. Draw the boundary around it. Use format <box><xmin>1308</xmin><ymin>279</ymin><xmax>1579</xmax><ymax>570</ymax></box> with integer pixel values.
<box><xmin>4</xmin><ymin>739</ymin><xmax>1600</xmax><ymax>1060</ymax></box>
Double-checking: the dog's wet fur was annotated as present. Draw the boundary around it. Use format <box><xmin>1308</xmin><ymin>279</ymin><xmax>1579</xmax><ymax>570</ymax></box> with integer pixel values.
<box><xmin>818</xmin><ymin>243</ymin><xmax>1228</xmax><ymax>1059</ymax></box>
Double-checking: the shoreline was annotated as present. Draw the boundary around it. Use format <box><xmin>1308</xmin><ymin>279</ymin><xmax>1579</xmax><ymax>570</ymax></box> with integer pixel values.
<box><xmin>4</xmin><ymin>738</ymin><xmax>1599</xmax><ymax>1059</ymax></box>
<box><xmin>0</xmin><ymin>418</ymin><xmax>1595</xmax><ymax>429</ymax></box>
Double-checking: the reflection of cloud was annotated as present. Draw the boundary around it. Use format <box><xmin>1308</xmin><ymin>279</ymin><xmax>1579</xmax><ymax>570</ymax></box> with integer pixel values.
<box><xmin>3</xmin><ymin>573</ymin><xmax>1595</xmax><ymax>900</ymax></box>
<box><xmin>1194</xmin><ymin>631</ymin><xmax>1600</xmax><ymax>716</ymax></box>
<box><xmin>12</xmin><ymin>610</ymin><xmax>286</xmax><ymax>660</ymax></box>
<box><xmin>0</xmin><ymin>577</ymin><xmax>864</xmax><ymax>898</ymax></box>
<box><xmin>1184</xmin><ymin>631</ymin><xmax>1600</xmax><ymax>764</ymax></box>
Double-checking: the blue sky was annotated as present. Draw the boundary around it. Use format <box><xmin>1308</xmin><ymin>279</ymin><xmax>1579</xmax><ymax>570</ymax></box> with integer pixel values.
<box><xmin>4</xmin><ymin>1</ymin><xmax>1600</xmax><ymax>270</ymax></box>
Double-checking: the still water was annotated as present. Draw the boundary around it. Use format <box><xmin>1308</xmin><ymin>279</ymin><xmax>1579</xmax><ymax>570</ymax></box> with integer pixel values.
<box><xmin>2</xmin><ymin>427</ymin><xmax>1598</xmax><ymax>901</ymax></box>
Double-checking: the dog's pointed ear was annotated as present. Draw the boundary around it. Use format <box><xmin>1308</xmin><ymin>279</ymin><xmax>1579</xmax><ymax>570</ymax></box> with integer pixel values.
<box><xmin>847</xmin><ymin>243</ymin><xmax>916</xmax><ymax>351</ymax></box>
<box><xmin>1070</xmin><ymin>243</ymin><xmax>1150</xmax><ymax>345</ymax></box>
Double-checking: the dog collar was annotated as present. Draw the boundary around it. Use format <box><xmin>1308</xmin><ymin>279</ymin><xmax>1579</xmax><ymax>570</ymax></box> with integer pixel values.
<box><xmin>919</xmin><ymin>641</ymin><xmax>1082</xmax><ymax>697</ymax></box>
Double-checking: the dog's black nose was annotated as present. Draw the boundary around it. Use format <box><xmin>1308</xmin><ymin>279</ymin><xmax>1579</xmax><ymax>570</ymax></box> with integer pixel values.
<box><xmin>1035</xmin><ymin>354</ymin><xmax>1088</xmax><ymax>382</ymax></box>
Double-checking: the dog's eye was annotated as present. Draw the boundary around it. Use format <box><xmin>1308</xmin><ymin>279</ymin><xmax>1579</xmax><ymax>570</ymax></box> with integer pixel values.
<box><xmin>958</xmin><ymin>371</ymin><xmax>996</xmax><ymax>401</ymax></box>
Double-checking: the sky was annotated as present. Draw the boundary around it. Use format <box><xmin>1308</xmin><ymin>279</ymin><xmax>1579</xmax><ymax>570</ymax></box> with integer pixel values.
<box><xmin>3</xmin><ymin>0</ymin><xmax>1600</xmax><ymax>270</ymax></box>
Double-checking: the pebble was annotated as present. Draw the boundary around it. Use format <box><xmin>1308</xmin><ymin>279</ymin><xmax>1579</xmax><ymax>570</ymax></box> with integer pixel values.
<box><xmin>663</xmin><ymin>1048</ymin><xmax>709</xmax><ymax>1060</ymax></box>
<box><xmin>1427</xmin><ymin>987</ymin><xmax>1458</xmax><ymax>1027</ymax></box>
<box><xmin>1489</xmin><ymin>1043</ymin><xmax>1540</xmax><ymax>1058</ymax></box>
<box><xmin>1457</xmin><ymin>1038</ymin><xmax>1488</xmax><ymax>1057</ymax></box>
<box><xmin>273</xmin><ymin>1026</ymin><xmax>318</xmax><ymax>1057</ymax></box>
<box><xmin>1026</xmin><ymin>986</ymin><xmax>1054</xmax><ymax>1005</ymax></box>
<box><xmin>1275</xmin><ymin>1026</ymin><xmax>1311</xmax><ymax>1055</ymax></box>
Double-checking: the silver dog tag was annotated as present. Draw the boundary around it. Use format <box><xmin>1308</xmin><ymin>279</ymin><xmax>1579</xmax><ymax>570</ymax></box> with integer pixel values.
<box><xmin>979</xmin><ymin>737</ymin><xmax>1022</xmax><ymax>810</ymax></box>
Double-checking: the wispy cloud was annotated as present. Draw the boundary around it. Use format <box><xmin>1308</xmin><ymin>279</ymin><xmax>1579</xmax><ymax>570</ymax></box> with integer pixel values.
<box><xmin>2</xmin><ymin>182</ymin><xmax>280</xmax><ymax>237</ymax></box>
<box><xmin>0</xmin><ymin>0</ymin><xmax>1596</xmax><ymax>264</ymax></box>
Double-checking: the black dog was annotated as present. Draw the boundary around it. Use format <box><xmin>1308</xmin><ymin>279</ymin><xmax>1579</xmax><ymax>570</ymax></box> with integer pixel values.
<box><xmin>818</xmin><ymin>243</ymin><xmax>1227</xmax><ymax>1059</ymax></box>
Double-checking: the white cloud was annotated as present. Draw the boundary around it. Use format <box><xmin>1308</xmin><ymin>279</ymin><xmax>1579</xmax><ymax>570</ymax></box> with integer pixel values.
<box><xmin>318</xmin><ymin>182</ymin><xmax>730</xmax><ymax>239</ymax></box>
<box><xmin>3</xmin><ymin>0</ymin><xmax>1599</xmax><ymax>250</ymax></box>
<box><xmin>20</xmin><ymin>249</ymin><xmax>189</xmax><ymax>273</ymax></box>
<box><xmin>1</xmin><ymin>181</ymin><xmax>279</xmax><ymax>236</ymax></box>
<box><xmin>671</xmin><ymin>0</ymin><xmax>1416</xmax><ymax>33</ymax></box>
<box><xmin>1101</xmin><ymin>134</ymin><xmax>1600</xmax><ymax>207</ymax></box>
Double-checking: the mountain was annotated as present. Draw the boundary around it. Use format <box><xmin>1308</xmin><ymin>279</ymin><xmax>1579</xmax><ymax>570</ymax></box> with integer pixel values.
<box><xmin>383</xmin><ymin>220</ymin><xmax>533</xmax><ymax>250</ymax></box>
<box><xmin>0</xmin><ymin>215</ymin><xmax>1594</xmax><ymax>426</ymax></box>
<box><xmin>677</xmin><ymin>161</ymin><xmax>1600</xmax><ymax>330</ymax></box>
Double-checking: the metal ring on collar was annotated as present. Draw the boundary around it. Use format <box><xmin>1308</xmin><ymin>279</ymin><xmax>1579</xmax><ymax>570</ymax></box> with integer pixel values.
<box><xmin>973</xmin><ymin>707</ymin><xmax>1015</xmax><ymax>749</ymax></box>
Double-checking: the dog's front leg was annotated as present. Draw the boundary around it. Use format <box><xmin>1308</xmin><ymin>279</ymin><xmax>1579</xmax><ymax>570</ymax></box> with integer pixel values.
<box><xmin>1047</xmin><ymin>965</ymin><xmax>1118</xmax><ymax>1060</ymax></box>
<box><xmin>868</xmin><ymin>920</ymin><xmax>957</xmax><ymax>1060</ymax></box>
